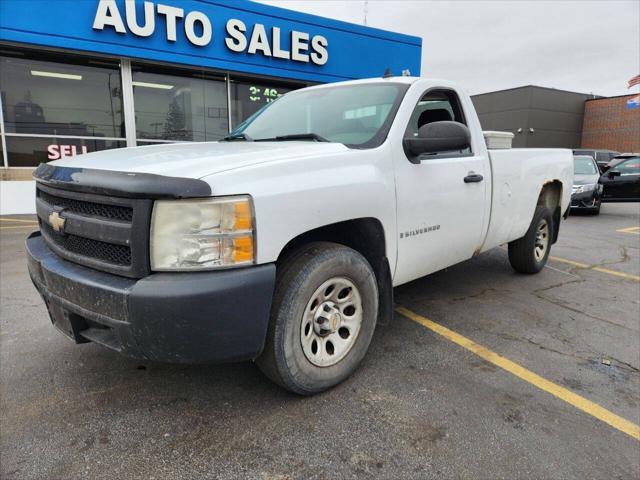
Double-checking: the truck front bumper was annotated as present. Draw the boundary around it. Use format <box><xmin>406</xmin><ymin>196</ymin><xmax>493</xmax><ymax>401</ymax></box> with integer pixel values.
<box><xmin>26</xmin><ymin>232</ymin><xmax>276</xmax><ymax>364</ymax></box>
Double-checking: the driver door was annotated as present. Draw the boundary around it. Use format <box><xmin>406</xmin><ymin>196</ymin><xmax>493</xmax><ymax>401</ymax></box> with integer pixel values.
<box><xmin>393</xmin><ymin>89</ymin><xmax>489</xmax><ymax>285</ymax></box>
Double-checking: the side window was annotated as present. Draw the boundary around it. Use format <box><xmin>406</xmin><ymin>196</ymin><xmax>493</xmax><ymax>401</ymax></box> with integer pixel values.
<box><xmin>614</xmin><ymin>158</ymin><xmax>640</xmax><ymax>175</ymax></box>
<box><xmin>596</xmin><ymin>151</ymin><xmax>609</xmax><ymax>163</ymax></box>
<box><xmin>405</xmin><ymin>89</ymin><xmax>471</xmax><ymax>157</ymax></box>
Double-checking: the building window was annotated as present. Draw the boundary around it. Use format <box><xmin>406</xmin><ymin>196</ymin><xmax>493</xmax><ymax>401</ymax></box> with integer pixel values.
<box><xmin>229</xmin><ymin>78</ymin><xmax>298</xmax><ymax>130</ymax></box>
<box><xmin>0</xmin><ymin>50</ymin><xmax>125</xmax><ymax>167</ymax></box>
<box><xmin>132</xmin><ymin>64</ymin><xmax>228</xmax><ymax>144</ymax></box>
<box><xmin>0</xmin><ymin>47</ymin><xmax>307</xmax><ymax>169</ymax></box>
<box><xmin>4</xmin><ymin>136</ymin><xmax>126</xmax><ymax>168</ymax></box>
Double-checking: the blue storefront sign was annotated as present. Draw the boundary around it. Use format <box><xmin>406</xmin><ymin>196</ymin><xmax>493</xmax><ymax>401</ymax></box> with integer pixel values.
<box><xmin>0</xmin><ymin>0</ymin><xmax>422</xmax><ymax>83</ymax></box>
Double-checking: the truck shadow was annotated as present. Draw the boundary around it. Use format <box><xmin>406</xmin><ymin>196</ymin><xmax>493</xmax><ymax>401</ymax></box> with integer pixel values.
<box><xmin>58</xmin><ymin>248</ymin><xmax>522</xmax><ymax>406</ymax></box>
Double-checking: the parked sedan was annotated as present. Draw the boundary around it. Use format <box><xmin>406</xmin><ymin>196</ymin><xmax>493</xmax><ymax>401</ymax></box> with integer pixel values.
<box><xmin>571</xmin><ymin>155</ymin><xmax>603</xmax><ymax>214</ymax></box>
<box><xmin>599</xmin><ymin>156</ymin><xmax>640</xmax><ymax>202</ymax></box>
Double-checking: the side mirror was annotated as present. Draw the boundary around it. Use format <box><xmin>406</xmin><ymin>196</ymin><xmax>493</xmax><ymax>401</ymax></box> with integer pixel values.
<box><xmin>609</xmin><ymin>170</ymin><xmax>621</xmax><ymax>178</ymax></box>
<box><xmin>403</xmin><ymin>121</ymin><xmax>471</xmax><ymax>163</ymax></box>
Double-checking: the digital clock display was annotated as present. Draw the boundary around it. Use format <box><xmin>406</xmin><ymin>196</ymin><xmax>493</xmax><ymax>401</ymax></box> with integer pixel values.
<box><xmin>247</xmin><ymin>85</ymin><xmax>284</xmax><ymax>105</ymax></box>
<box><xmin>231</xmin><ymin>81</ymin><xmax>297</xmax><ymax>127</ymax></box>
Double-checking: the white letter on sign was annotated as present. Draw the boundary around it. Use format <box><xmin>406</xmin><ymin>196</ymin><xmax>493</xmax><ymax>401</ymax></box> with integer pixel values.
<box><xmin>311</xmin><ymin>35</ymin><xmax>328</xmax><ymax>65</ymax></box>
<box><xmin>125</xmin><ymin>0</ymin><xmax>155</xmax><ymax>37</ymax></box>
<box><xmin>271</xmin><ymin>27</ymin><xmax>290</xmax><ymax>60</ymax></box>
<box><xmin>185</xmin><ymin>11</ymin><xmax>212</xmax><ymax>46</ymax></box>
<box><xmin>248</xmin><ymin>24</ymin><xmax>272</xmax><ymax>57</ymax></box>
<box><xmin>225</xmin><ymin>19</ymin><xmax>247</xmax><ymax>52</ymax></box>
<box><xmin>291</xmin><ymin>31</ymin><xmax>309</xmax><ymax>62</ymax></box>
<box><xmin>93</xmin><ymin>0</ymin><xmax>127</xmax><ymax>33</ymax></box>
<box><xmin>157</xmin><ymin>3</ymin><xmax>184</xmax><ymax>42</ymax></box>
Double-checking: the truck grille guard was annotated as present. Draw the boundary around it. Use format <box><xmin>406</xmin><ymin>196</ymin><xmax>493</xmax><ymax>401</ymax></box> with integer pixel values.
<box><xmin>35</xmin><ymin>183</ymin><xmax>152</xmax><ymax>278</ymax></box>
<box><xmin>32</xmin><ymin>164</ymin><xmax>212</xmax><ymax>279</ymax></box>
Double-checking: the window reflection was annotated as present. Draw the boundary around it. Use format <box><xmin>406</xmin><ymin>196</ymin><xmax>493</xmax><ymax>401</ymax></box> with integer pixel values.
<box><xmin>0</xmin><ymin>49</ymin><xmax>308</xmax><ymax>169</ymax></box>
<box><xmin>0</xmin><ymin>53</ymin><xmax>124</xmax><ymax>138</ymax></box>
<box><xmin>132</xmin><ymin>65</ymin><xmax>228</xmax><ymax>142</ymax></box>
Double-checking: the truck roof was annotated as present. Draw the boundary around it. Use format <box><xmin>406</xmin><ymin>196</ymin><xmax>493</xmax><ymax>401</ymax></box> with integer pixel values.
<box><xmin>300</xmin><ymin>76</ymin><xmax>459</xmax><ymax>92</ymax></box>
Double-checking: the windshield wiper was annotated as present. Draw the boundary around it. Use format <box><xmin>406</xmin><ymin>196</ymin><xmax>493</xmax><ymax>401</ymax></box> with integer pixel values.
<box><xmin>221</xmin><ymin>133</ymin><xmax>253</xmax><ymax>142</ymax></box>
<box><xmin>256</xmin><ymin>133</ymin><xmax>330</xmax><ymax>143</ymax></box>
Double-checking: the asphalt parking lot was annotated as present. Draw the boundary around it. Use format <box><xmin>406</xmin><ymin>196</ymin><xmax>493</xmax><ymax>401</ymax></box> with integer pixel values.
<box><xmin>1</xmin><ymin>204</ymin><xmax>639</xmax><ymax>480</ymax></box>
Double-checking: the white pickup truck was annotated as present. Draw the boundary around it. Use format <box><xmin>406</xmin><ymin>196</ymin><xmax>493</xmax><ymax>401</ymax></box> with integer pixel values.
<box><xmin>26</xmin><ymin>76</ymin><xmax>573</xmax><ymax>394</ymax></box>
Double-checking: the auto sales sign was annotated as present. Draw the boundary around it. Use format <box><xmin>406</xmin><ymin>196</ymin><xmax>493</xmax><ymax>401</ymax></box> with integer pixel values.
<box><xmin>0</xmin><ymin>0</ymin><xmax>422</xmax><ymax>83</ymax></box>
<box><xmin>93</xmin><ymin>0</ymin><xmax>329</xmax><ymax>65</ymax></box>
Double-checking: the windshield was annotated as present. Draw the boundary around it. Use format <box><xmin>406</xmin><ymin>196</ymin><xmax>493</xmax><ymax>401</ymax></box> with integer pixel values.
<box><xmin>229</xmin><ymin>83</ymin><xmax>408</xmax><ymax>148</ymax></box>
<box><xmin>574</xmin><ymin>156</ymin><xmax>597</xmax><ymax>175</ymax></box>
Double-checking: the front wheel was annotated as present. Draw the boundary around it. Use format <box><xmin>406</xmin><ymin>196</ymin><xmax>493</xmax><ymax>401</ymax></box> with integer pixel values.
<box><xmin>256</xmin><ymin>242</ymin><xmax>378</xmax><ymax>395</ymax></box>
<box><xmin>508</xmin><ymin>206</ymin><xmax>554</xmax><ymax>274</ymax></box>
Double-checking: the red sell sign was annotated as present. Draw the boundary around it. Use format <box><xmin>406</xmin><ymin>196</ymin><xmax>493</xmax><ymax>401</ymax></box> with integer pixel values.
<box><xmin>47</xmin><ymin>144</ymin><xmax>88</xmax><ymax>160</ymax></box>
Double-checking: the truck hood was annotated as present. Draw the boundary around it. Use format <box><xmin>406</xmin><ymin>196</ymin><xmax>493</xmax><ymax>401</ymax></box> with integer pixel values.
<box><xmin>50</xmin><ymin>141</ymin><xmax>351</xmax><ymax>179</ymax></box>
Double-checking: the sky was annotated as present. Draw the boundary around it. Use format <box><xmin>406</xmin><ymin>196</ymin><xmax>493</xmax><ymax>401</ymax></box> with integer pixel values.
<box><xmin>256</xmin><ymin>0</ymin><xmax>640</xmax><ymax>97</ymax></box>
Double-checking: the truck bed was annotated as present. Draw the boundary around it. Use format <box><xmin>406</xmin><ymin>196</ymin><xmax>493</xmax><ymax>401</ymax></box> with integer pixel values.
<box><xmin>481</xmin><ymin>148</ymin><xmax>574</xmax><ymax>252</ymax></box>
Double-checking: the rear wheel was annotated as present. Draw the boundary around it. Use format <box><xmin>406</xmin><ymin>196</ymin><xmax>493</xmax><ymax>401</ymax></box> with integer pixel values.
<box><xmin>508</xmin><ymin>206</ymin><xmax>553</xmax><ymax>274</ymax></box>
<box><xmin>256</xmin><ymin>242</ymin><xmax>378</xmax><ymax>395</ymax></box>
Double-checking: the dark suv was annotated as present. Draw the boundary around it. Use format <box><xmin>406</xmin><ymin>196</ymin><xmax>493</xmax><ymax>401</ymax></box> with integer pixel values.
<box><xmin>599</xmin><ymin>156</ymin><xmax>640</xmax><ymax>202</ymax></box>
<box><xmin>573</xmin><ymin>149</ymin><xmax>620</xmax><ymax>172</ymax></box>
<box><xmin>602</xmin><ymin>153</ymin><xmax>640</xmax><ymax>172</ymax></box>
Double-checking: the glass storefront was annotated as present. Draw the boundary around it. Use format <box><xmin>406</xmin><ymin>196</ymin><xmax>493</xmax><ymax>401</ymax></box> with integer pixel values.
<box><xmin>5</xmin><ymin>136</ymin><xmax>126</xmax><ymax>168</ymax></box>
<box><xmin>0</xmin><ymin>49</ymin><xmax>126</xmax><ymax>167</ymax></box>
<box><xmin>0</xmin><ymin>46</ymin><xmax>304</xmax><ymax>168</ymax></box>
<box><xmin>1</xmin><ymin>54</ymin><xmax>123</xmax><ymax>138</ymax></box>
<box><xmin>132</xmin><ymin>64</ymin><xmax>228</xmax><ymax>143</ymax></box>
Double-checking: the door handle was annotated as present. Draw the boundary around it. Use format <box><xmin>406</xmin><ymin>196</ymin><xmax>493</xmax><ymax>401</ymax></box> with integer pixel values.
<box><xmin>464</xmin><ymin>173</ymin><xmax>484</xmax><ymax>183</ymax></box>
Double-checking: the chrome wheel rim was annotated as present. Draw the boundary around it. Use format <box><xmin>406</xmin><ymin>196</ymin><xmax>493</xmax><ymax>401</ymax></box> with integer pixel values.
<box><xmin>534</xmin><ymin>219</ymin><xmax>549</xmax><ymax>262</ymax></box>
<box><xmin>300</xmin><ymin>277</ymin><xmax>363</xmax><ymax>367</ymax></box>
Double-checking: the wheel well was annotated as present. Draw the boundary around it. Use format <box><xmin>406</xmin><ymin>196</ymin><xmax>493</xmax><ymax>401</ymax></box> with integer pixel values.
<box><xmin>537</xmin><ymin>181</ymin><xmax>563</xmax><ymax>243</ymax></box>
<box><xmin>278</xmin><ymin>218</ymin><xmax>386</xmax><ymax>269</ymax></box>
<box><xmin>277</xmin><ymin>218</ymin><xmax>393</xmax><ymax>325</ymax></box>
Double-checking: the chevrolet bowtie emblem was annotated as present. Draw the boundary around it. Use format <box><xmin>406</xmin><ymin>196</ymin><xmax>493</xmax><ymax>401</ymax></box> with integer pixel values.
<box><xmin>48</xmin><ymin>211</ymin><xmax>66</xmax><ymax>232</ymax></box>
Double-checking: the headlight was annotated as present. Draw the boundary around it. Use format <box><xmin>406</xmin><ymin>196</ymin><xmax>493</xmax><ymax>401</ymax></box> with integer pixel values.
<box><xmin>150</xmin><ymin>196</ymin><xmax>254</xmax><ymax>271</ymax></box>
<box><xmin>572</xmin><ymin>183</ymin><xmax>597</xmax><ymax>194</ymax></box>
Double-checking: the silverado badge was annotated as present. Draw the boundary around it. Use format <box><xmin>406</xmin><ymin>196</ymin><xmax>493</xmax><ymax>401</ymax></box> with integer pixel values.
<box><xmin>48</xmin><ymin>211</ymin><xmax>66</xmax><ymax>232</ymax></box>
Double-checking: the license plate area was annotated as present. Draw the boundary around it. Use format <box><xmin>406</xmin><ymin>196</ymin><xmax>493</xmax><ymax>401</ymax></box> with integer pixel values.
<box><xmin>47</xmin><ymin>302</ymin><xmax>89</xmax><ymax>344</ymax></box>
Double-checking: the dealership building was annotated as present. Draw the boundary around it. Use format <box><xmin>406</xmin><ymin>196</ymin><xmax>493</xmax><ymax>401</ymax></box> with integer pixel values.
<box><xmin>581</xmin><ymin>94</ymin><xmax>640</xmax><ymax>154</ymax></box>
<box><xmin>472</xmin><ymin>86</ymin><xmax>640</xmax><ymax>153</ymax></box>
<box><xmin>0</xmin><ymin>0</ymin><xmax>421</xmax><ymax>214</ymax></box>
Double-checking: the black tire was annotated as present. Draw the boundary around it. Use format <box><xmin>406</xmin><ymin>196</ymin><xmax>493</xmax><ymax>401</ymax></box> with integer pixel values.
<box><xmin>590</xmin><ymin>200</ymin><xmax>601</xmax><ymax>215</ymax></box>
<box><xmin>256</xmin><ymin>242</ymin><xmax>378</xmax><ymax>395</ymax></box>
<box><xmin>508</xmin><ymin>206</ymin><xmax>554</xmax><ymax>274</ymax></box>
